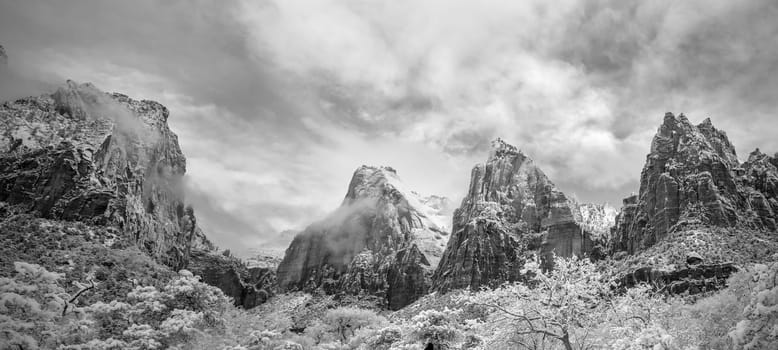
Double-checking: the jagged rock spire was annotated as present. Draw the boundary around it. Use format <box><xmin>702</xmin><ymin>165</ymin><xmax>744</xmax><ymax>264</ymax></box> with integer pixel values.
<box><xmin>432</xmin><ymin>138</ymin><xmax>615</xmax><ymax>292</ymax></box>
<box><xmin>611</xmin><ymin>113</ymin><xmax>778</xmax><ymax>254</ymax></box>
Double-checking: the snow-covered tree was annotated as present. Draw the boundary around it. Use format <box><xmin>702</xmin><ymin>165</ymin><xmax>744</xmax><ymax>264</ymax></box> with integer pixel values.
<box><xmin>321</xmin><ymin>307</ymin><xmax>385</xmax><ymax>344</ymax></box>
<box><xmin>351</xmin><ymin>325</ymin><xmax>402</xmax><ymax>350</ymax></box>
<box><xmin>464</xmin><ymin>255</ymin><xmax>612</xmax><ymax>350</ymax></box>
<box><xmin>729</xmin><ymin>261</ymin><xmax>778</xmax><ymax>349</ymax></box>
<box><xmin>0</xmin><ymin>262</ymin><xmax>69</xmax><ymax>349</ymax></box>
<box><xmin>63</xmin><ymin>269</ymin><xmax>230</xmax><ymax>350</ymax></box>
<box><xmin>403</xmin><ymin>308</ymin><xmax>465</xmax><ymax>350</ymax></box>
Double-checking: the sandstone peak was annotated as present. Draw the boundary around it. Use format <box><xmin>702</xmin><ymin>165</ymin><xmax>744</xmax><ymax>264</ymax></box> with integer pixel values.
<box><xmin>612</xmin><ymin>112</ymin><xmax>778</xmax><ymax>254</ymax></box>
<box><xmin>277</xmin><ymin>164</ymin><xmax>451</xmax><ymax>309</ymax></box>
<box><xmin>488</xmin><ymin>137</ymin><xmax>523</xmax><ymax>160</ymax></box>
<box><xmin>344</xmin><ymin>165</ymin><xmax>412</xmax><ymax>203</ymax></box>
<box><xmin>651</xmin><ymin>112</ymin><xmax>738</xmax><ymax>167</ymax></box>
<box><xmin>432</xmin><ymin>141</ymin><xmax>614</xmax><ymax>292</ymax></box>
<box><xmin>51</xmin><ymin>80</ymin><xmax>169</xmax><ymax>125</ymax></box>
<box><xmin>0</xmin><ymin>81</ymin><xmax>211</xmax><ymax>268</ymax></box>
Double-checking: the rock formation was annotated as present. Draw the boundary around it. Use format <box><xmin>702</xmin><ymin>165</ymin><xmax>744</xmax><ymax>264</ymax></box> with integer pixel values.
<box><xmin>611</xmin><ymin>113</ymin><xmax>778</xmax><ymax>254</ymax></box>
<box><xmin>432</xmin><ymin>139</ymin><xmax>615</xmax><ymax>292</ymax></box>
<box><xmin>609</xmin><ymin>113</ymin><xmax>778</xmax><ymax>297</ymax></box>
<box><xmin>618</xmin><ymin>262</ymin><xmax>738</xmax><ymax>295</ymax></box>
<box><xmin>741</xmin><ymin>149</ymin><xmax>778</xmax><ymax>229</ymax></box>
<box><xmin>276</xmin><ymin>166</ymin><xmax>450</xmax><ymax>309</ymax></box>
<box><xmin>0</xmin><ymin>81</ymin><xmax>212</xmax><ymax>269</ymax></box>
<box><xmin>187</xmin><ymin>250</ymin><xmax>277</xmax><ymax>308</ymax></box>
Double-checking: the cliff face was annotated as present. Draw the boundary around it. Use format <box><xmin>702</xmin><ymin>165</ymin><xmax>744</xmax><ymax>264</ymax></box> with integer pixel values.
<box><xmin>276</xmin><ymin>166</ymin><xmax>450</xmax><ymax>309</ymax></box>
<box><xmin>187</xmin><ymin>250</ymin><xmax>277</xmax><ymax>308</ymax></box>
<box><xmin>432</xmin><ymin>139</ymin><xmax>615</xmax><ymax>292</ymax></box>
<box><xmin>0</xmin><ymin>81</ymin><xmax>212</xmax><ymax>269</ymax></box>
<box><xmin>611</xmin><ymin>113</ymin><xmax>778</xmax><ymax>255</ymax></box>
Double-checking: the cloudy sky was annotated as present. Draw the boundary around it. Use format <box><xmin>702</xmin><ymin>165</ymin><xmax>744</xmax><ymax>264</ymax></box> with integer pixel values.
<box><xmin>1</xmin><ymin>0</ymin><xmax>777</xmax><ymax>255</ymax></box>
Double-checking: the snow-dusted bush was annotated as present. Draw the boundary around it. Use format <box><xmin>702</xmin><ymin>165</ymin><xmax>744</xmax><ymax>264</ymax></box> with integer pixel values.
<box><xmin>461</xmin><ymin>254</ymin><xmax>700</xmax><ymax>350</ymax></box>
<box><xmin>463</xmin><ymin>254</ymin><xmax>613</xmax><ymax>350</ymax></box>
<box><xmin>403</xmin><ymin>308</ymin><xmax>463</xmax><ymax>349</ymax></box>
<box><xmin>303</xmin><ymin>307</ymin><xmax>386</xmax><ymax>345</ymax></box>
<box><xmin>0</xmin><ymin>262</ymin><xmax>69</xmax><ymax>349</ymax></box>
<box><xmin>729</xmin><ymin>261</ymin><xmax>778</xmax><ymax>349</ymax></box>
<box><xmin>351</xmin><ymin>325</ymin><xmax>402</xmax><ymax>350</ymax></box>
<box><xmin>63</xmin><ymin>269</ymin><xmax>230</xmax><ymax>349</ymax></box>
<box><xmin>610</xmin><ymin>323</ymin><xmax>679</xmax><ymax>350</ymax></box>
<box><xmin>678</xmin><ymin>266</ymin><xmax>755</xmax><ymax>349</ymax></box>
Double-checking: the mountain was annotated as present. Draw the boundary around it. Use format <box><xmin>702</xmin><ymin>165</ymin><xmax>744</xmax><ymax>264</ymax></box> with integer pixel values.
<box><xmin>609</xmin><ymin>113</ymin><xmax>778</xmax><ymax>294</ymax></box>
<box><xmin>611</xmin><ymin>113</ymin><xmax>778</xmax><ymax>259</ymax></box>
<box><xmin>0</xmin><ymin>81</ymin><xmax>213</xmax><ymax>268</ymax></box>
<box><xmin>0</xmin><ymin>80</ymin><xmax>274</xmax><ymax>308</ymax></box>
<box><xmin>276</xmin><ymin>165</ymin><xmax>451</xmax><ymax>309</ymax></box>
<box><xmin>432</xmin><ymin>139</ymin><xmax>615</xmax><ymax>292</ymax></box>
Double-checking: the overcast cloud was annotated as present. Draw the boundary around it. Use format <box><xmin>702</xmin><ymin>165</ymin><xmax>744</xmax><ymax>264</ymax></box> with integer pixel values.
<box><xmin>1</xmin><ymin>0</ymin><xmax>776</xmax><ymax>256</ymax></box>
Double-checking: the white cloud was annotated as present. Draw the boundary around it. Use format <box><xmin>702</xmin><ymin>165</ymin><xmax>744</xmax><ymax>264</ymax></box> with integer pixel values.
<box><xmin>3</xmin><ymin>0</ymin><xmax>777</xmax><ymax>251</ymax></box>
<box><xmin>235</xmin><ymin>0</ymin><xmax>644</xmax><ymax>192</ymax></box>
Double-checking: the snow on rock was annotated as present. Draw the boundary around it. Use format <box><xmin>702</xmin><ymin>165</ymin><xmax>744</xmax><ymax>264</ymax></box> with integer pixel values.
<box><xmin>432</xmin><ymin>138</ymin><xmax>614</xmax><ymax>292</ymax></box>
<box><xmin>0</xmin><ymin>80</ymin><xmax>213</xmax><ymax>269</ymax></box>
<box><xmin>611</xmin><ymin>113</ymin><xmax>778</xmax><ymax>254</ymax></box>
<box><xmin>576</xmin><ymin>203</ymin><xmax>618</xmax><ymax>241</ymax></box>
<box><xmin>276</xmin><ymin>165</ymin><xmax>450</xmax><ymax>309</ymax></box>
<box><xmin>609</xmin><ymin>113</ymin><xmax>778</xmax><ymax>298</ymax></box>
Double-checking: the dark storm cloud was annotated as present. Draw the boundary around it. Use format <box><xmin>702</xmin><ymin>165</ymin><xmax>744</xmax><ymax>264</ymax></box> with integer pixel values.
<box><xmin>1</xmin><ymin>0</ymin><xmax>777</xmax><ymax>253</ymax></box>
<box><xmin>0</xmin><ymin>0</ymin><xmax>319</xmax><ymax>141</ymax></box>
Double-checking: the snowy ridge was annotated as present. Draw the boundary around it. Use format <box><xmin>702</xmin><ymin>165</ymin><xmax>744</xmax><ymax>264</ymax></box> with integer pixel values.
<box><xmin>351</xmin><ymin>166</ymin><xmax>451</xmax><ymax>268</ymax></box>
<box><xmin>576</xmin><ymin>203</ymin><xmax>618</xmax><ymax>240</ymax></box>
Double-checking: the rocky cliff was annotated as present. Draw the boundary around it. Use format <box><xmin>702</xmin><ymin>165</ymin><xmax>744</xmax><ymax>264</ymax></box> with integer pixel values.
<box><xmin>432</xmin><ymin>139</ymin><xmax>615</xmax><ymax>292</ymax></box>
<box><xmin>608</xmin><ymin>113</ymin><xmax>778</xmax><ymax>296</ymax></box>
<box><xmin>276</xmin><ymin>166</ymin><xmax>450</xmax><ymax>309</ymax></box>
<box><xmin>187</xmin><ymin>250</ymin><xmax>277</xmax><ymax>308</ymax></box>
<box><xmin>611</xmin><ymin>113</ymin><xmax>778</xmax><ymax>255</ymax></box>
<box><xmin>0</xmin><ymin>81</ymin><xmax>212</xmax><ymax>269</ymax></box>
<box><xmin>618</xmin><ymin>261</ymin><xmax>738</xmax><ymax>295</ymax></box>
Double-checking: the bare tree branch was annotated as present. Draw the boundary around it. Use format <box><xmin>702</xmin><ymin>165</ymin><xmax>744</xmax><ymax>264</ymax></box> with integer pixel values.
<box><xmin>62</xmin><ymin>278</ymin><xmax>96</xmax><ymax>317</ymax></box>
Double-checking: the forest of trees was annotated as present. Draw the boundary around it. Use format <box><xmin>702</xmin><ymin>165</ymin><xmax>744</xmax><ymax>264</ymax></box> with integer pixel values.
<box><xmin>2</xmin><ymin>255</ymin><xmax>776</xmax><ymax>350</ymax></box>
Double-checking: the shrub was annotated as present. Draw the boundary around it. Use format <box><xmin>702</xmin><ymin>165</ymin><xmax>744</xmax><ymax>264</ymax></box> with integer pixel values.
<box><xmin>63</xmin><ymin>269</ymin><xmax>230</xmax><ymax>349</ymax></box>
<box><xmin>403</xmin><ymin>308</ymin><xmax>463</xmax><ymax>350</ymax></box>
<box><xmin>728</xmin><ymin>261</ymin><xmax>778</xmax><ymax>349</ymax></box>
<box><xmin>0</xmin><ymin>262</ymin><xmax>69</xmax><ymax>349</ymax></box>
<box><xmin>314</xmin><ymin>307</ymin><xmax>385</xmax><ymax>345</ymax></box>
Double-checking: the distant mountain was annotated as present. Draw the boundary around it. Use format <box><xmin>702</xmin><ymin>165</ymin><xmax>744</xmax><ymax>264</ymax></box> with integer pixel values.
<box><xmin>414</xmin><ymin>192</ymin><xmax>455</xmax><ymax>232</ymax></box>
<box><xmin>243</xmin><ymin>247</ymin><xmax>285</xmax><ymax>268</ymax></box>
<box><xmin>276</xmin><ymin>165</ymin><xmax>450</xmax><ymax>309</ymax></box>
<box><xmin>432</xmin><ymin>139</ymin><xmax>615</xmax><ymax>292</ymax></box>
